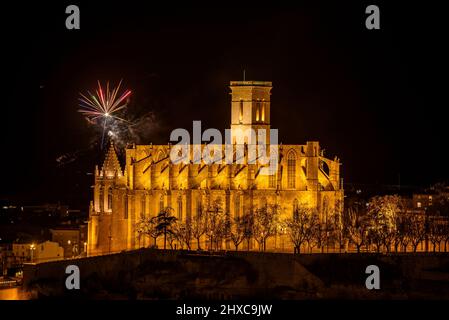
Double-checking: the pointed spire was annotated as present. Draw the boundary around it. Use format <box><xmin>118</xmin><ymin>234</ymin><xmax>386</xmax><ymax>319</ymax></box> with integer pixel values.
<box><xmin>102</xmin><ymin>141</ymin><xmax>122</xmax><ymax>178</ymax></box>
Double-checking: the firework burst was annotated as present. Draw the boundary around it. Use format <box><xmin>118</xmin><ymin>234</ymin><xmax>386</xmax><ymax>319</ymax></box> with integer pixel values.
<box><xmin>78</xmin><ymin>80</ymin><xmax>132</xmax><ymax>147</ymax></box>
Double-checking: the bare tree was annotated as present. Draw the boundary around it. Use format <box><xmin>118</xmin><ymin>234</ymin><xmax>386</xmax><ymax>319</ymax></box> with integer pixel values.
<box><xmin>346</xmin><ymin>205</ymin><xmax>370</xmax><ymax>253</ymax></box>
<box><xmin>367</xmin><ymin>195</ymin><xmax>403</xmax><ymax>253</ymax></box>
<box><xmin>252</xmin><ymin>204</ymin><xmax>280</xmax><ymax>251</ymax></box>
<box><xmin>408</xmin><ymin>214</ymin><xmax>426</xmax><ymax>252</ymax></box>
<box><xmin>173</xmin><ymin>221</ymin><xmax>193</xmax><ymax>250</ymax></box>
<box><xmin>192</xmin><ymin>205</ymin><xmax>207</xmax><ymax>250</ymax></box>
<box><xmin>167</xmin><ymin>230</ymin><xmax>177</xmax><ymax>250</ymax></box>
<box><xmin>428</xmin><ymin>217</ymin><xmax>446</xmax><ymax>252</ymax></box>
<box><xmin>229</xmin><ymin>215</ymin><xmax>246</xmax><ymax>251</ymax></box>
<box><xmin>314</xmin><ymin>220</ymin><xmax>329</xmax><ymax>253</ymax></box>
<box><xmin>304</xmin><ymin>212</ymin><xmax>320</xmax><ymax>253</ymax></box>
<box><xmin>393</xmin><ymin>213</ymin><xmax>408</xmax><ymax>252</ymax></box>
<box><xmin>135</xmin><ymin>216</ymin><xmax>159</xmax><ymax>247</ymax></box>
<box><xmin>321</xmin><ymin>212</ymin><xmax>342</xmax><ymax>253</ymax></box>
<box><xmin>330</xmin><ymin>201</ymin><xmax>344</xmax><ymax>252</ymax></box>
<box><xmin>241</xmin><ymin>212</ymin><xmax>254</xmax><ymax>251</ymax></box>
<box><xmin>205</xmin><ymin>199</ymin><xmax>227</xmax><ymax>251</ymax></box>
<box><xmin>443</xmin><ymin>222</ymin><xmax>449</xmax><ymax>252</ymax></box>
<box><xmin>336</xmin><ymin>200</ymin><xmax>345</xmax><ymax>252</ymax></box>
<box><xmin>155</xmin><ymin>207</ymin><xmax>177</xmax><ymax>250</ymax></box>
<box><xmin>285</xmin><ymin>207</ymin><xmax>317</xmax><ymax>254</ymax></box>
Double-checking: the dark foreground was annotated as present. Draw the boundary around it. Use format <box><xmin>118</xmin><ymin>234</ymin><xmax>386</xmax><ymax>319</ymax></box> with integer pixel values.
<box><xmin>23</xmin><ymin>250</ymin><xmax>449</xmax><ymax>299</ymax></box>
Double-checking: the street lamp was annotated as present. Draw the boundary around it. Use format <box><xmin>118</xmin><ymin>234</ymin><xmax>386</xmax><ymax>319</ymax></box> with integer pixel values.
<box><xmin>67</xmin><ymin>240</ymin><xmax>74</xmax><ymax>258</ymax></box>
<box><xmin>30</xmin><ymin>244</ymin><xmax>36</xmax><ymax>263</ymax></box>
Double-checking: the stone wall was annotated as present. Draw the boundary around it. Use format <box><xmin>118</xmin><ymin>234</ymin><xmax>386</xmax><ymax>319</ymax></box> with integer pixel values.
<box><xmin>23</xmin><ymin>250</ymin><xmax>449</xmax><ymax>299</ymax></box>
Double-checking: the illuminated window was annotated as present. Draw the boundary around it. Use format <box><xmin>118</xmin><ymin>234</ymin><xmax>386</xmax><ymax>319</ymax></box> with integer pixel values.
<box><xmin>261</xmin><ymin>101</ymin><xmax>265</xmax><ymax>122</ymax></box>
<box><xmin>107</xmin><ymin>188</ymin><xmax>113</xmax><ymax>210</ymax></box>
<box><xmin>239</xmin><ymin>100</ymin><xmax>243</xmax><ymax>123</ymax></box>
<box><xmin>287</xmin><ymin>151</ymin><xmax>296</xmax><ymax>189</ymax></box>
<box><xmin>417</xmin><ymin>202</ymin><xmax>422</xmax><ymax>208</ymax></box>
<box><xmin>177</xmin><ymin>197</ymin><xmax>183</xmax><ymax>220</ymax></box>
<box><xmin>234</xmin><ymin>194</ymin><xmax>240</xmax><ymax>218</ymax></box>
<box><xmin>255</xmin><ymin>101</ymin><xmax>260</xmax><ymax>122</ymax></box>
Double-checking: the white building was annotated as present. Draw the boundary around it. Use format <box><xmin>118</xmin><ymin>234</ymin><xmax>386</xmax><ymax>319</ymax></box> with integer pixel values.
<box><xmin>12</xmin><ymin>241</ymin><xmax>64</xmax><ymax>263</ymax></box>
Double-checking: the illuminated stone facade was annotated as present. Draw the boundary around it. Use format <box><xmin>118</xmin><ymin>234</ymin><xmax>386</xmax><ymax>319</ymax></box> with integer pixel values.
<box><xmin>87</xmin><ymin>81</ymin><xmax>344</xmax><ymax>255</ymax></box>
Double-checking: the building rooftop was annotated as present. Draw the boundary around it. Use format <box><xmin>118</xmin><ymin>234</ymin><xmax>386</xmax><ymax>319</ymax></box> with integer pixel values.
<box><xmin>230</xmin><ymin>81</ymin><xmax>272</xmax><ymax>87</ymax></box>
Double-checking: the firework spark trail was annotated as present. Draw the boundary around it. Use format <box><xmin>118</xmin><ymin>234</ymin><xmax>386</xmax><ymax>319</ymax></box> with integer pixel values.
<box><xmin>78</xmin><ymin>80</ymin><xmax>132</xmax><ymax>148</ymax></box>
<box><xmin>78</xmin><ymin>80</ymin><xmax>131</xmax><ymax>122</ymax></box>
<box><xmin>63</xmin><ymin>80</ymin><xmax>160</xmax><ymax>169</ymax></box>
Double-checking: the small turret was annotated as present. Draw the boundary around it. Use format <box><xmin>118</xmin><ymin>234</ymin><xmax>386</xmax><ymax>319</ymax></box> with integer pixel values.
<box><xmin>102</xmin><ymin>141</ymin><xmax>123</xmax><ymax>178</ymax></box>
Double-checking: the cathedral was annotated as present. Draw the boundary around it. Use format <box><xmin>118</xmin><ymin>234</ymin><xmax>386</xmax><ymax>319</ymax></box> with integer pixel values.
<box><xmin>87</xmin><ymin>81</ymin><xmax>344</xmax><ymax>255</ymax></box>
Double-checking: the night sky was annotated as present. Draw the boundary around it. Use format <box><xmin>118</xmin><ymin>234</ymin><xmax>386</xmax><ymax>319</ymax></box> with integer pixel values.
<box><xmin>2</xmin><ymin>1</ymin><xmax>447</xmax><ymax>208</ymax></box>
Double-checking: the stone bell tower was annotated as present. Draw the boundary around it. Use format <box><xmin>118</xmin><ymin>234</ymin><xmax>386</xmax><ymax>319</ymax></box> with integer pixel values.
<box><xmin>230</xmin><ymin>81</ymin><xmax>272</xmax><ymax>145</ymax></box>
<box><xmin>88</xmin><ymin>141</ymin><xmax>126</xmax><ymax>256</ymax></box>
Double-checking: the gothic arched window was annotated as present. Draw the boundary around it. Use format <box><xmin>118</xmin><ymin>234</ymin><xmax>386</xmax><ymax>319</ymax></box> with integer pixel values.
<box><xmin>99</xmin><ymin>186</ymin><xmax>104</xmax><ymax>212</ymax></box>
<box><xmin>293</xmin><ymin>199</ymin><xmax>299</xmax><ymax>220</ymax></box>
<box><xmin>234</xmin><ymin>194</ymin><xmax>240</xmax><ymax>218</ymax></box>
<box><xmin>261</xmin><ymin>100</ymin><xmax>265</xmax><ymax>122</ymax></box>
<box><xmin>141</xmin><ymin>195</ymin><xmax>146</xmax><ymax>218</ymax></box>
<box><xmin>159</xmin><ymin>195</ymin><xmax>164</xmax><ymax>213</ymax></box>
<box><xmin>287</xmin><ymin>151</ymin><xmax>297</xmax><ymax>189</ymax></box>
<box><xmin>256</xmin><ymin>102</ymin><xmax>260</xmax><ymax>122</ymax></box>
<box><xmin>177</xmin><ymin>196</ymin><xmax>183</xmax><ymax>221</ymax></box>
<box><xmin>107</xmin><ymin>187</ymin><xmax>113</xmax><ymax>211</ymax></box>
<box><xmin>196</xmin><ymin>196</ymin><xmax>202</xmax><ymax>217</ymax></box>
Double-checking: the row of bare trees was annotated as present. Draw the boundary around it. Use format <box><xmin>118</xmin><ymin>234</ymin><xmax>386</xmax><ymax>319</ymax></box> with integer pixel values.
<box><xmin>284</xmin><ymin>208</ymin><xmax>343</xmax><ymax>253</ymax></box>
<box><xmin>135</xmin><ymin>208</ymin><xmax>178</xmax><ymax>249</ymax></box>
<box><xmin>346</xmin><ymin>195</ymin><xmax>449</xmax><ymax>253</ymax></box>
<box><xmin>135</xmin><ymin>199</ymin><xmax>281</xmax><ymax>252</ymax></box>
<box><xmin>135</xmin><ymin>195</ymin><xmax>449</xmax><ymax>254</ymax></box>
